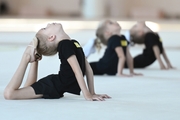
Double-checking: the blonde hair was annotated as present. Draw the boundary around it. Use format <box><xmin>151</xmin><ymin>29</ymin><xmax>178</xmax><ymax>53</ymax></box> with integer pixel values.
<box><xmin>96</xmin><ymin>20</ymin><xmax>108</xmax><ymax>45</ymax></box>
<box><xmin>94</xmin><ymin>38</ymin><xmax>102</xmax><ymax>52</ymax></box>
<box><xmin>36</xmin><ymin>33</ymin><xmax>57</xmax><ymax>56</ymax></box>
<box><xmin>130</xmin><ymin>28</ymin><xmax>145</xmax><ymax>44</ymax></box>
<box><xmin>94</xmin><ymin>20</ymin><xmax>109</xmax><ymax>52</ymax></box>
<box><xmin>130</xmin><ymin>22</ymin><xmax>153</xmax><ymax>44</ymax></box>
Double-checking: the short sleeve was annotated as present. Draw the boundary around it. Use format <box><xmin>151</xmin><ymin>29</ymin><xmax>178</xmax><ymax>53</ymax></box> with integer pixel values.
<box><xmin>156</xmin><ymin>33</ymin><xmax>163</xmax><ymax>43</ymax></box>
<box><xmin>145</xmin><ymin>33</ymin><xmax>159</xmax><ymax>48</ymax></box>
<box><xmin>121</xmin><ymin>35</ymin><xmax>130</xmax><ymax>46</ymax></box>
<box><xmin>109</xmin><ymin>35</ymin><xmax>128</xmax><ymax>49</ymax></box>
<box><xmin>58</xmin><ymin>40</ymin><xmax>75</xmax><ymax>60</ymax></box>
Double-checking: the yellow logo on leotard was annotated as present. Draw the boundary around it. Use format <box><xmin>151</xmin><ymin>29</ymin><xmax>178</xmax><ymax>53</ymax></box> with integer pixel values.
<box><xmin>121</xmin><ymin>40</ymin><xmax>127</xmax><ymax>46</ymax></box>
<box><xmin>74</xmin><ymin>42</ymin><xmax>81</xmax><ymax>48</ymax></box>
<box><xmin>159</xmin><ymin>38</ymin><xmax>162</xmax><ymax>42</ymax></box>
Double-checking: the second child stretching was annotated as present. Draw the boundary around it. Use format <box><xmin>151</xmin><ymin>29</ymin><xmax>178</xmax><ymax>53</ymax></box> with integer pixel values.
<box><xmin>89</xmin><ymin>20</ymin><xmax>142</xmax><ymax>77</ymax></box>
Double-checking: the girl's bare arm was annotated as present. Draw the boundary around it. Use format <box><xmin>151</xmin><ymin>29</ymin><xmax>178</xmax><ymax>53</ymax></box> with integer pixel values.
<box><xmin>85</xmin><ymin>58</ymin><xmax>111</xmax><ymax>99</ymax></box>
<box><xmin>126</xmin><ymin>47</ymin><xmax>143</xmax><ymax>76</ymax></box>
<box><xmin>153</xmin><ymin>45</ymin><xmax>166</xmax><ymax>69</ymax></box>
<box><xmin>126</xmin><ymin>47</ymin><xmax>134</xmax><ymax>74</ymax></box>
<box><xmin>84</xmin><ymin>58</ymin><xmax>95</xmax><ymax>94</ymax></box>
<box><xmin>115</xmin><ymin>47</ymin><xmax>130</xmax><ymax>77</ymax></box>
<box><xmin>67</xmin><ymin>55</ymin><xmax>104</xmax><ymax>101</ymax></box>
<box><xmin>162</xmin><ymin>48</ymin><xmax>174</xmax><ymax>69</ymax></box>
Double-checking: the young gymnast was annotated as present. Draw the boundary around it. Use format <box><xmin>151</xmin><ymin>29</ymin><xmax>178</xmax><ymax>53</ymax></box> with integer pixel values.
<box><xmin>125</xmin><ymin>21</ymin><xmax>174</xmax><ymax>69</ymax></box>
<box><xmin>4</xmin><ymin>23</ymin><xmax>110</xmax><ymax>101</ymax></box>
<box><xmin>87</xmin><ymin>19</ymin><xmax>142</xmax><ymax>76</ymax></box>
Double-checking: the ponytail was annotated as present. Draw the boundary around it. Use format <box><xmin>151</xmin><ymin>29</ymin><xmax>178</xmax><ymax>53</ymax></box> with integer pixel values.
<box><xmin>94</xmin><ymin>38</ymin><xmax>102</xmax><ymax>52</ymax></box>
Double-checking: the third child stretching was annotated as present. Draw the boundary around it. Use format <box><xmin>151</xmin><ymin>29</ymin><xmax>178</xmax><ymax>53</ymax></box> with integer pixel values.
<box><xmin>127</xmin><ymin>21</ymin><xmax>174</xmax><ymax>69</ymax></box>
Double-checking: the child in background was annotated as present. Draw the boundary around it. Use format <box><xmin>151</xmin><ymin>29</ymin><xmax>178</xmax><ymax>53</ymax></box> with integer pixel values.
<box><xmin>87</xmin><ymin>19</ymin><xmax>142</xmax><ymax>76</ymax></box>
<box><xmin>83</xmin><ymin>38</ymin><xmax>97</xmax><ymax>58</ymax></box>
<box><xmin>126</xmin><ymin>21</ymin><xmax>174</xmax><ymax>69</ymax></box>
<box><xmin>4</xmin><ymin>23</ymin><xmax>110</xmax><ymax>101</ymax></box>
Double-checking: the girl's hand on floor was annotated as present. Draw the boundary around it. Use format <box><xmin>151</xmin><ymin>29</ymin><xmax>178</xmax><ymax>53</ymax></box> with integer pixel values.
<box><xmin>116</xmin><ymin>73</ymin><xmax>132</xmax><ymax>77</ymax></box>
<box><xmin>94</xmin><ymin>94</ymin><xmax>111</xmax><ymax>99</ymax></box>
<box><xmin>160</xmin><ymin>65</ymin><xmax>167</xmax><ymax>70</ymax></box>
<box><xmin>169</xmin><ymin>66</ymin><xmax>176</xmax><ymax>69</ymax></box>
<box><xmin>130</xmin><ymin>72</ymin><xmax>143</xmax><ymax>76</ymax></box>
<box><xmin>167</xmin><ymin>64</ymin><xmax>176</xmax><ymax>69</ymax></box>
<box><xmin>85</xmin><ymin>94</ymin><xmax>105</xmax><ymax>101</ymax></box>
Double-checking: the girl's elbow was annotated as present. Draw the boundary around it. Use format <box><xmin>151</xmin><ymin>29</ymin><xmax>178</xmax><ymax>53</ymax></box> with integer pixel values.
<box><xmin>119</xmin><ymin>55</ymin><xmax>126</xmax><ymax>61</ymax></box>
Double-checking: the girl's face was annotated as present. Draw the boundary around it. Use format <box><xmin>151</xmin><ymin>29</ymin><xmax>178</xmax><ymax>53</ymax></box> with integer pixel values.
<box><xmin>37</xmin><ymin>23</ymin><xmax>63</xmax><ymax>37</ymax></box>
<box><xmin>105</xmin><ymin>20</ymin><xmax>121</xmax><ymax>34</ymax></box>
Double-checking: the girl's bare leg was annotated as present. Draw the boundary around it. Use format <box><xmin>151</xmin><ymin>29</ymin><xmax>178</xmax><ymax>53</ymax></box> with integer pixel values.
<box><xmin>4</xmin><ymin>45</ymin><xmax>43</xmax><ymax>100</ymax></box>
<box><xmin>24</xmin><ymin>61</ymin><xmax>38</xmax><ymax>87</ymax></box>
<box><xmin>24</xmin><ymin>38</ymin><xmax>42</xmax><ymax>87</ymax></box>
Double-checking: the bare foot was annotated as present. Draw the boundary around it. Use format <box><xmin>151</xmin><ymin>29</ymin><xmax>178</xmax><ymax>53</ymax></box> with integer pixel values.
<box><xmin>24</xmin><ymin>38</ymin><xmax>41</xmax><ymax>63</ymax></box>
<box><xmin>116</xmin><ymin>73</ymin><xmax>133</xmax><ymax>77</ymax></box>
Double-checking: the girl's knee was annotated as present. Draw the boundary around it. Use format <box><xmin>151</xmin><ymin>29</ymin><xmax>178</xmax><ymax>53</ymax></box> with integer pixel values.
<box><xmin>4</xmin><ymin>89</ymin><xmax>15</xmax><ymax>100</ymax></box>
